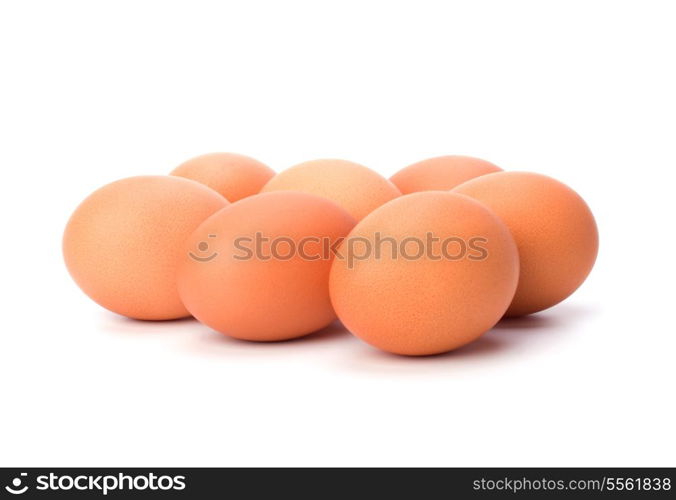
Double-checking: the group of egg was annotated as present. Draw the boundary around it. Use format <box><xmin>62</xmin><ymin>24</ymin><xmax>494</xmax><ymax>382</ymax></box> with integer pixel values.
<box><xmin>63</xmin><ymin>153</ymin><xmax>598</xmax><ymax>356</ymax></box>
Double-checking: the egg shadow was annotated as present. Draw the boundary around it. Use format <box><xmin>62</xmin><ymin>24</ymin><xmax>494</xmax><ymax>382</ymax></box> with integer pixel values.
<box><xmin>182</xmin><ymin>320</ymin><xmax>354</xmax><ymax>360</ymax></box>
<box><xmin>341</xmin><ymin>332</ymin><xmax>510</xmax><ymax>375</ymax></box>
<box><xmin>493</xmin><ymin>313</ymin><xmax>561</xmax><ymax>331</ymax></box>
<box><xmin>98</xmin><ymin>301</ymin><xmax>600</xmax><ymax>370</ymax></box>
<box><xmin>98</xmin><ymin>312</ymin><xmax>200</xmax><ymax>336</ymax></box>
<box><xmin>495</xmin><ymin>302</ymin><xmax>598</xmax><ymax>331</ymax></box>
<box><xmin>341</xmin><ymin>302</ymin><xmax>601</xmax><ymax>374</ymax></box>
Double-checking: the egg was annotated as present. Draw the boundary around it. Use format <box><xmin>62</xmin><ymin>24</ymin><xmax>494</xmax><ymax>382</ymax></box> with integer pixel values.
<box><xmin>329</xmin><ymin>192</ymin><xmax>519</xmax><ymax>356</ymax></box>
<box><xmin>261</xmin><ymin>159</ymin><xmax>401</xmax><ymax>220</ymax></box>
<box><xmin>453</xmin><ymin>172</ymin><xmax>598</xmax><ymax>316</ymax></box>
<box><xmin>177</xmin><ymin>191</ymin><xmax>356</xmax><ymax>341</ymax></box>
<box><xmin>63</xmin><ymin>176</ymin><xmax>228</xmax><ymax>320</ymax></box>
<box><xmin>390</xmin><ymin>155</ymin><xmax>502</xmax><ymax>194</ymax></box>
<box><xmin>170</xmin><ymin>152</ymin><xmax>275</xmax><ymax>202</ymax></box>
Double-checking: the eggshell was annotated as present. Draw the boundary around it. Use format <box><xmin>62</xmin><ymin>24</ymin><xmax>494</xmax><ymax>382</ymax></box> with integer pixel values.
<box><xmin>261</xmin><ymin>159</ymin><xmax>401</xmax><ymax>220</ymax></box>
<box><xmin>390</xmin><ymin>155</ymin><xmax>502</xmax><ymax>194</ymax></box>
<box><xmin>171</xmin><ymin>152</ymin><xmax>275</xmax><ymax>202</ymax></box>
<box><xmin>453</xmin><ymin>171</ymin><xmax>598</xmax><ymax>316</ymax></box>
<box><xmin>177</xmin><ymin>191</ymin><xmax>356</xmax><ymax>341</ymax></box>
<box><xmin>329</xmin><ymin>192</ymin><xmax>519</xmax><ymax>356</ymax></box>
<box><xmin>63</xmin><ymin>176</ymin><xmax>228</xmax><ymax>320</ymax></box>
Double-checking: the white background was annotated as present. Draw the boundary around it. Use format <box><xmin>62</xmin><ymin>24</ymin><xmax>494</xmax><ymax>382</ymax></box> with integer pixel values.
<box><xmin>1</xmin><ymin>0</ymin><xmax>674</xmax><ymax>467</ymax></box>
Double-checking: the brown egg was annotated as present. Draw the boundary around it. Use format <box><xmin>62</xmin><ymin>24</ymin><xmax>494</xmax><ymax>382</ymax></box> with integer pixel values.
<box><xmin>171</xmin><ymin>152</ymin><xmax>275</xmax><ymax>202</ymax></box>
<box><xmin>329</xmin><ymin>192</ymin><xmax>519</xmax><ymax>356</ymax></box>
<box><xmin>177</xmin><ymin>191</ymin><xmax>356</xmax><ymax>341</ymax></box>
<box><xmin>390</xmin><ymin>155</ymin><xmax>502</xmax><ymax>194</ymax></box>
<box><xmin>261</xmin><ymin>159</ymin><xmax>401</xmax><ymax>220</ymax></box>
<box><xmin>453</xmin><ymin>172</ymin><xmax>598</xmax><ymax>316</ymax></box>
<box><xmin>63</xmin><ymin>176</ymin><xmax>228</xmax><ymax>320</ymax></box>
